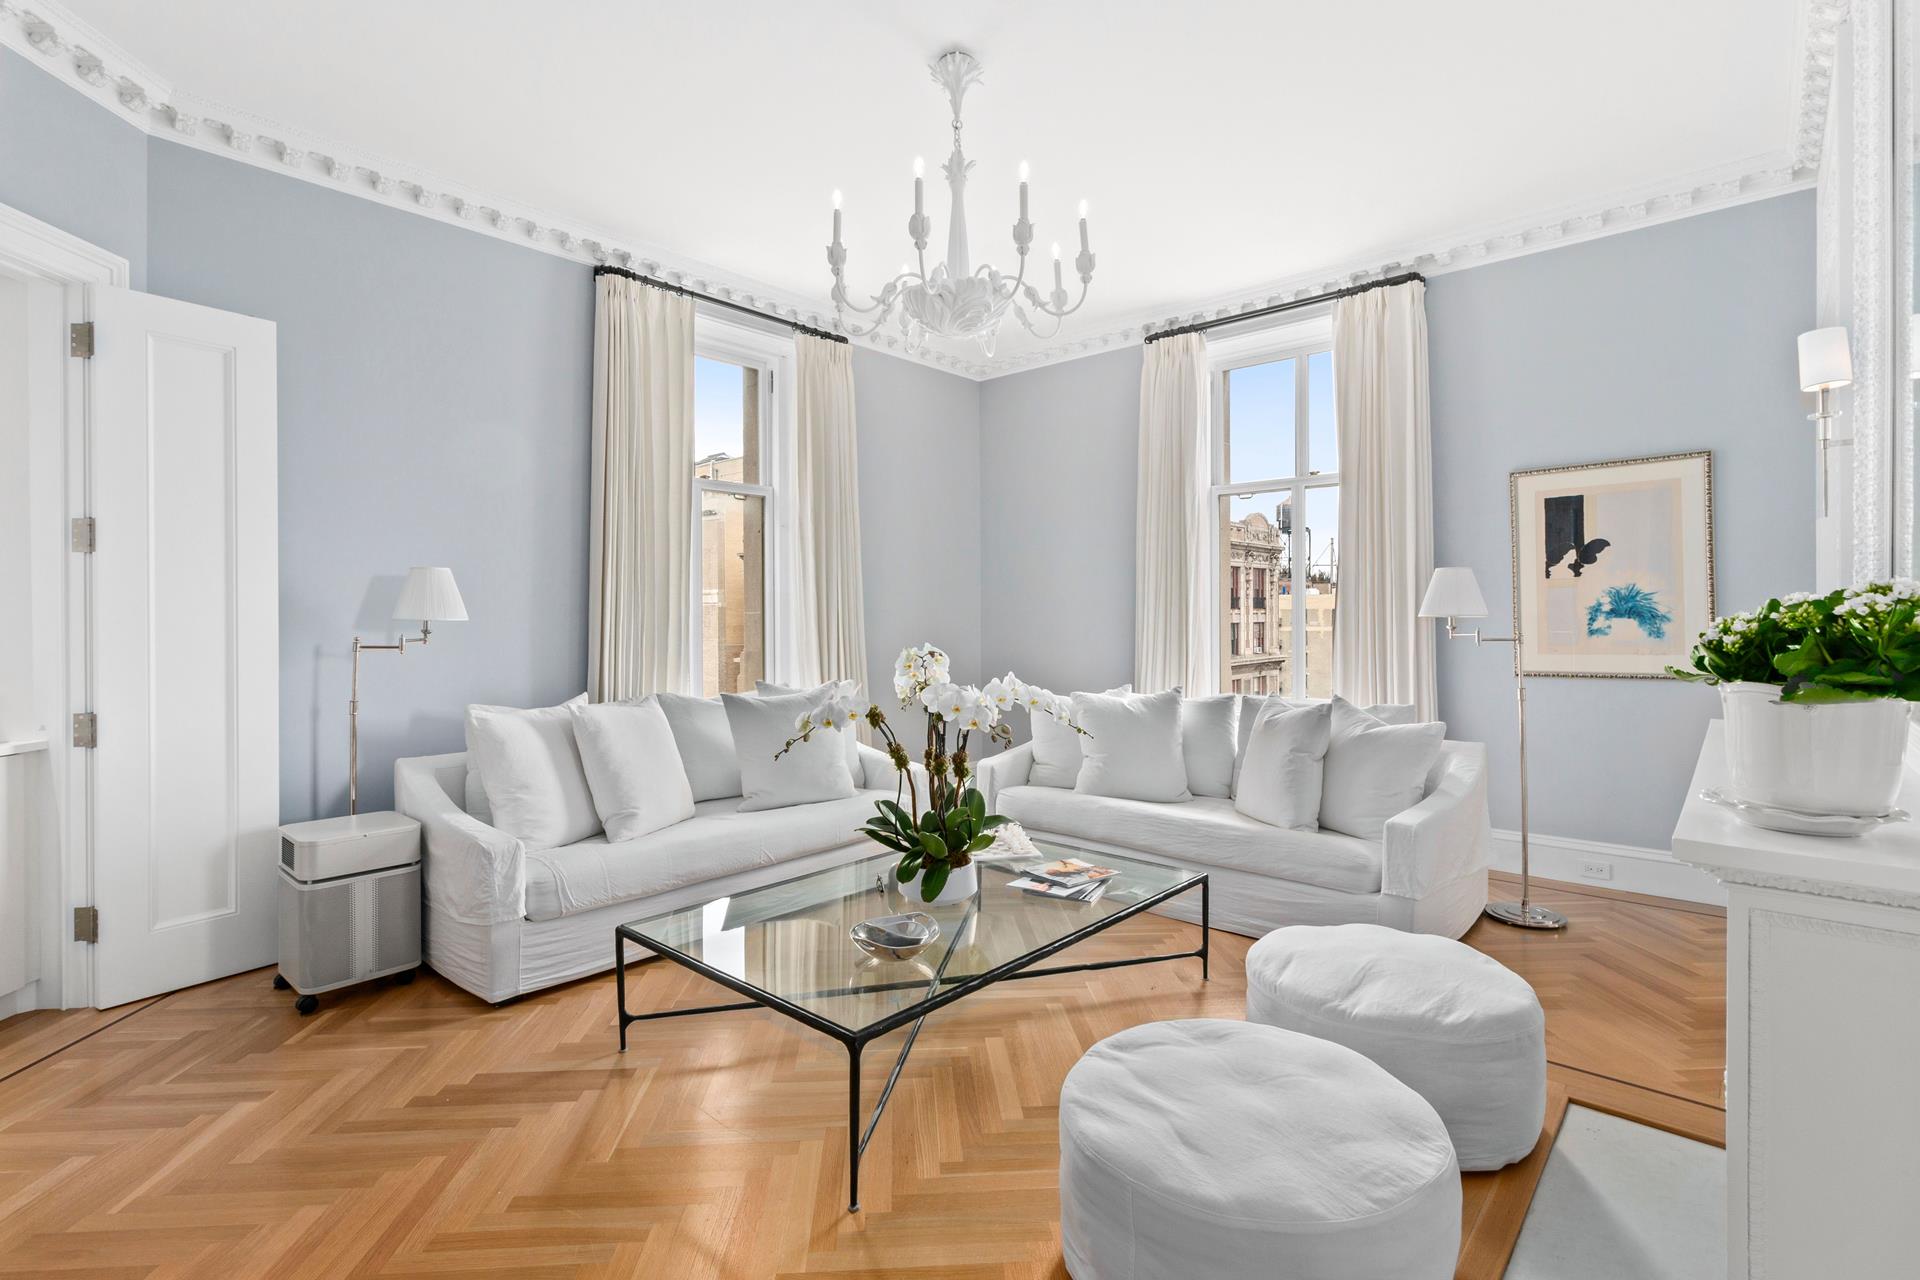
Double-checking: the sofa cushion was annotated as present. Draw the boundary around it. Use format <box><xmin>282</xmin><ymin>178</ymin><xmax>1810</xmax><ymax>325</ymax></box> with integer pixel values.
<box><xmin>569</xmin><ymin>696</ymin><xmax>696</xmax><ymax>843</ymax></box>
<box><xmin>997</xmin><ymin>785</ymin><xmax>1381</xmax><ymax>896</ymax></box>
<box><xmin>724</xmin><ymin>689</ymin><xmax>857</xmax><ymax>812</ymax></box>
<box><xmin>1234</xmin><ymin>700</ymin><xmax>1331</xmax><ymax>830</ymax></box>
<box><xmin>1073</xmin><ymin>688</ymin><xmax>1191</xmax><ymax>803</ymax></box>
<box><xmin>1180</xmin><ymin>694</ymin><xmax>1239</xmax><ymax>798</ymax></box>
<box><xmin>1029</xmin><ymin>683</ymin><xmax>1131</xmax><ymax>788</ymax></box>
<box><xmin>656</xmin><ymin>693</ymin><xmax>742</xmax><ymax>802</ymax></box>
<box><xmin>757</xmin><ymin>679</ymin><xmax>863</xmax><ymax>779</ymax></box>
<box><xmin>1321</xmin><ymin>698</ymin><xmax>1446</xmax><ymax>840</ymax></box>
<box><xmin>1234</xmin><ymin>696</ymin><xmax>1415</xmax><ymax>792</ymax></box>
<box><xmin>464</xmin><ymin>695</ymin><xmax>599</xmax><ymax>852</ymax></box>
<box><xmin>522</xmin><ymin>790</ymin><xmax>888</xmax><ymax>922</ymax></box>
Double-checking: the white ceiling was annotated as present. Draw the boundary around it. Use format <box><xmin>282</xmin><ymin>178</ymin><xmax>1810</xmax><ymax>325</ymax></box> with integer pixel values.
<box><xmin>59</xmin><ymin>0</ymin><xmax>1807</xmax><ymax>370</ymax></box>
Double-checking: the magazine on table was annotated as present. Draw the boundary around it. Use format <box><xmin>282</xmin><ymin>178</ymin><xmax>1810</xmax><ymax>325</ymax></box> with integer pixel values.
<box><xmin>1006</xmin><ymin>856</ymin><xmax>1120</xmax><ymax>902</ymax></box>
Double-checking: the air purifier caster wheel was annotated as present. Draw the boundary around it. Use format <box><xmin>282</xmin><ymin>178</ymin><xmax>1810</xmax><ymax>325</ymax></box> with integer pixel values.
<box><xmin>273</xmin><ymin>973</ymin><xmax>290</xmax><ymax>990</ymax></box>
<box><xmin>396</xmin><ymin>969</ymin><xmax>416</xmax><ymax>986</ymax></box>
<box><xmin>294</xmin><ymin>994</ymin><xmax>319</xmax><ymax>1016</ymax></box>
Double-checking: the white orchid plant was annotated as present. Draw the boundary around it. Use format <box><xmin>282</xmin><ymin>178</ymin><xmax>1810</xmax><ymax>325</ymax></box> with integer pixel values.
<box><xmin>778</xmin><ymin>643</ymin><xmax>1081</xmax><ymax>901</ymax></box>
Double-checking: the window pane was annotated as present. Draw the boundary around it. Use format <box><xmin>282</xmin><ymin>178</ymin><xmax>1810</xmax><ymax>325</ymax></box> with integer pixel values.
<box><xmin>1220</xmin><ymin>492</ymin><xmax>1289</xmax><ymax>695</ymax></box>
<box><xmin>1306</xmin><ymin>349</ymin><xmax>1336</xmax><ymax>474</ymax></box>
<box><xmin>1223</xmin><ymin>358</ymin><xmax>1295</xmax><ymax>483</ymax></box>
<box><xmin>1302</xmin><ymin>486</ymin><xmax>1339</xmax><ymax>699</ymax></box>
<box><xmin>693</xmin><ymin>356</ymin><xmax>760</xmax><ymax>485</ymax></box>
<box><xmin>700</xmin><ymin>488</ymin><xmax>765</xmax><ymax>696</ymax></box>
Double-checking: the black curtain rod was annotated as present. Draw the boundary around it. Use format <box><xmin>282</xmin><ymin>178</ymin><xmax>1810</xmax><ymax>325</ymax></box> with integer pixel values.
<box><xmin>1143</xmin><ymin>272</ymin><xmax>1426</xmax><ymax>345</ymax></box>
<box><xmin>593</xmin><ymin>265</ymin><xmax>848</xmax><ymax>345</ymax></box>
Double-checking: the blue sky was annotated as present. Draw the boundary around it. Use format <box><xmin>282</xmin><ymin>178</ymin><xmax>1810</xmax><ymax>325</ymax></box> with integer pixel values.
<box><xmin>1226</xmin><ymin>351</ymin><xmax>1336</xmax><ymax>482</ymax></box>
<box><xmin>694</xmin><ymin>355</ymin><xmax>745</xmax><ymax>462</ymax></box>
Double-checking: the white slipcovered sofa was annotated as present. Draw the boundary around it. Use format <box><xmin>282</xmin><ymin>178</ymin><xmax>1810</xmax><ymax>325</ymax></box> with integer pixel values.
<box><xmin>974</xmin><ymin>696</ymin><xmax>1491</xmax><ymax>940</ymax></box>
<box><xmin>394</xmin><ymin>743</ymin><xmax>903</xmax><ymax>1003</ymax></box>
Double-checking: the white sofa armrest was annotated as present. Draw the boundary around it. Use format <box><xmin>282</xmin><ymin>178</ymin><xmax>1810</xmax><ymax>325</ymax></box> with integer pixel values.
<box><xmin>394</xmin><ymin>752</ymin><xmax>527</xmax><ymax>925</ymax></box>
<box><xmin>974</xmin><ymin>742</ymin><xmax>1035</xmax><ymax>813</ymax></box>
<box><xmin>1381</xmin><ymin>740</ymin><xmax>1492</xmax><ymax>900</ymax></box>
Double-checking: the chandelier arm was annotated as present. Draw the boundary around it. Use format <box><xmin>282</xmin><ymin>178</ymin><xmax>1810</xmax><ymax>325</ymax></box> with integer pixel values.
<box><xmin>1011</xmin><ymin>301</ymin><xmax>1066</xmax><ymax>339</ymax></box>
<box><xmin>1030</xmin><ymin>278</ymin><xmax>1093</xmax><ymax>320</ymax></box>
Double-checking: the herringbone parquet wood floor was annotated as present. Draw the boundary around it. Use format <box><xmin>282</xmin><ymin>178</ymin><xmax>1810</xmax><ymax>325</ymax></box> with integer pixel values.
<box><xmin>0</xmin><ymin>873</ymin><xmax>1724</xmax><ymax>1279</ymax></box>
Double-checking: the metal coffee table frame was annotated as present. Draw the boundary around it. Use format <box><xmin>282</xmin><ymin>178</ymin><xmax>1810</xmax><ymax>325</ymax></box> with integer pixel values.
<box><xmin>615</xmin><ymin>870</ymin><xmax>1208</xmax><ymax>1212</ymax></box>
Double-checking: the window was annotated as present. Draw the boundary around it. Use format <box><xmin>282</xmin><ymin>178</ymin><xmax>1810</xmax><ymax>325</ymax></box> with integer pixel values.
<box><xmin>1213</xmin><ymin>327</ymin><xmax>1338</xmax><ymax>698</ymax></box>
<box><xmin>691</xmin><ymin>322</ymin><xmax>790</xmax><ymax>697</ymax></box>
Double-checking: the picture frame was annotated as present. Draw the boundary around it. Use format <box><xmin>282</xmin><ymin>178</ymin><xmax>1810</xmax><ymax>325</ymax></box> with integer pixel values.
<box><xmin>1509</xmin><ymin>451</ymin><xmax>1714</xmax><ymax>678</ymax></box>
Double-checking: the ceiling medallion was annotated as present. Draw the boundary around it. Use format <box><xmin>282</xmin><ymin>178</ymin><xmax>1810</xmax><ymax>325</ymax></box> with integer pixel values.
<box><xmin>826</xmin><ymin>49</ymin><xmax>1097</xmax><ymax>357</ymax></box>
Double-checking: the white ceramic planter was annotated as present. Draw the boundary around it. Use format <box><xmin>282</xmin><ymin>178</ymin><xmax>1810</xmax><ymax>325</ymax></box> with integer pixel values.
<box><xmin>1720</xmin><ymin>681</ymin><xmax>1909</xmax><ymax>816</ymax></box>
<box><xmin>903</xmin><ymin>859</ymin><xmax>979</xmax><ymax>907</ymax></box>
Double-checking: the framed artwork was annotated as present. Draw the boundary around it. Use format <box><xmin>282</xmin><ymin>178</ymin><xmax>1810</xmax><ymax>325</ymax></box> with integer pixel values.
<box><xmin>1509</xmin><ymin>451</ymin><xmax>1713</xmax><ymax>678</ymax></box>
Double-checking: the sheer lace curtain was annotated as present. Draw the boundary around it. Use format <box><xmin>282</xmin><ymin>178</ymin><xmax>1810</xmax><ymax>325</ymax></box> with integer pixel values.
<box><xmin>792</xmin><ymin>335</ymin><xmax>870</xmax><ymax>698</ymax></box>
<box><xmin>1332</xmin><ymin>280</ymin><xmax>1437</xmax><ymax>720</ymax></box>
<box><xmin>588</xmin><ymin>274</ymin><xmax>694</xmax><ymax>700</ymax></box>
<box><xmin>1135</xmin><ymin>332</ymin><xmax>1215</xmax><ymax>693</ymax></box>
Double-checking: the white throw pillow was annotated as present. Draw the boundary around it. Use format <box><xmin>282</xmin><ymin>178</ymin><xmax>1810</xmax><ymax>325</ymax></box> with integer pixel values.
<box><xmin>1319</xmin><ymin>696</ymin><xmax>1446</xmax><ymax>840</ymax></box>
<box><xmin>569</xmin><ymin>696</ymin><xmax>696</xmax><ymax>843</ymax></box>
<box><xmin>656</xmin><ymin>693</ymin><xmax>743</xmax><ymax>802</ymax></box>
<box><xmin>1232</xmin><ymin>700</ymin><xmax>1332</xmax><ymax>830</ymax></box>
<box><xmin>1029</xmin><ymin>683</ymin><xmax>1131</xmax><ymax>789</ymax></box>
<box><xmin>464</xmin><ymin>695</ymin><xmax>600</xmax><ymax>852</ymax></box>
<box><xmin>757</xmin><ymin>679</ymin><xmax>863</xmax><ymax>782</ymax></box>
<box><xmin>1180</xmin><ymin>694</ymin><xmax>1239</xmax><ymax>798</ymax></box>
<box><xmin>722</xmin><ymin>690</ymin><xmax>857</xmax><ymax>813</ymax></box>
<box><xmin>1232</xmin><ymin>695</ymin><xmax>1416</xmax><ymax>793</ymax></box>
<box><xmin>1072</xmin><ymin>688</ymin><xmax>1191</xmax><ymax>803</ymax></box>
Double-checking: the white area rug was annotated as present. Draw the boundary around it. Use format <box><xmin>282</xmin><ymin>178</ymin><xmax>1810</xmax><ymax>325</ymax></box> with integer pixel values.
<box><xmin>1504</xmin><ymin>1104</ymin><xmax>1725</xmax><ymax>1280</ymax></box>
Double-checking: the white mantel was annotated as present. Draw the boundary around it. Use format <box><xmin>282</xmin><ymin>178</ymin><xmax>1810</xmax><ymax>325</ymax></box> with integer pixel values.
<box><xmin>1672</xmin><ymin>721</ymin><xmax>1920</xmax><ymax>1280</ymax></box>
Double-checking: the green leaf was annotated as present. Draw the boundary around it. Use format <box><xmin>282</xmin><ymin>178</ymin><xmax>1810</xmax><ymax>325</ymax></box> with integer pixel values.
<box><xmin>917</xmin><ymin>831</ymin><xmax>947</xmax><ymax>862</ymax></box>
<box><xmin>877</xmin><ymin>799</ymin><xmax>914</xmax><ymax>832</ymax></box>
<box><xmin>977</xmin><ymin>814</ymin><xmax>1010</xmax><ymax>831</ymax></box>
<box><xmin>966</xmin><ymin>788</ymin><xmax>986</xmax><ymax>821</ymax></box>
<box><xmin>918</xmin><ymin>862</ymin><xmax>950</xmax><ymax>902</ymax></box>
<box><xmin>965</xmin><ymin>834</ymin><xmax>996</xmax><ymax>854</ymax></box>
<box><xmin>861</xmin><ymin>825</ymin><xmax>915</xmax><ymax>854</ymax></box>
<box><xmin>896</xmin><ymin>853</ymin><xmax>922</xmax><ymax>882</ymax></box>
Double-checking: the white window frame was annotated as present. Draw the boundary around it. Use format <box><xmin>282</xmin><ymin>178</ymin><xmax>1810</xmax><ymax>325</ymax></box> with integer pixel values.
<box><xmin>1207</xmin><ymin>314</ymin><xmax>1338</xmax><ymax>699</ymax></box>
<box><xmin>689</xmin><ymin>313</ymin><xmax>798</xmax><ymax>694</ymax></box>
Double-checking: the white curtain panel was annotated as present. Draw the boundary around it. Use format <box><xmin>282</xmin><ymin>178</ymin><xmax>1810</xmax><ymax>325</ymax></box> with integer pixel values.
<box><xmin>1134</xmin><ymin>332</ymin><xmax>1215</xmax><ymax>693</ymax></box>
<box><xmin>588</xmin><ymin>274</ymin><xmax>694</xmax><ymax>700</ymax></box>
<box><xmin>1332</xmin><ymin>281</ymin><xmax>1437</xmax><ymax>721</ymax></box>
<box><xmin>792</xmin><ymin>335</ymin><xmax>870</xmax><ymax>695</ymax></box>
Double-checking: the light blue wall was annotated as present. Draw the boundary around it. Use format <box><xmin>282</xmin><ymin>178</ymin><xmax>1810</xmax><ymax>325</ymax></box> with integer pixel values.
<box><xmin>0</xmin><ymin>48</ymin><xmax>147</xmax><ymax>286</ymax></box>
<box><xmin>145</xmin><ymin>140</ymin><xmax>598</xmax><ymax>820</ymax></box>
<box><xmin>975</xmin><ymin>193</ymin><xmax>1816</xmax><ymax>849</ymax></box>
<box><xmin>1427</xmin><ymin>190</ymin><xmax>1816</xmax><ymax>849</ymax></box>
<box><xmin>854</xmin><ymin>348</ymin><xmax>984</xmax><ymax>688</ymax></box>
<box><xmin>979</xmin><ymin>347</ymin><xmax>1141</xmax><ymax>697</ymax></box>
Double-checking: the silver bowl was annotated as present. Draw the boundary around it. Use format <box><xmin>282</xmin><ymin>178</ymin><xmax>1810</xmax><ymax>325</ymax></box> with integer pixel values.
<box><xmin>850</xmin><ymin>912</ymin><xmax>940</xmax><ymax>961</ymax></box>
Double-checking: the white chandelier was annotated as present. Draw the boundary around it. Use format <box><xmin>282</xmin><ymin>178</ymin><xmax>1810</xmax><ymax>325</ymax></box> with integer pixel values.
<box><xmin>826</xmin><ymin>50</ymin><xmax>1096</xmax><ymax>358</ymax></box>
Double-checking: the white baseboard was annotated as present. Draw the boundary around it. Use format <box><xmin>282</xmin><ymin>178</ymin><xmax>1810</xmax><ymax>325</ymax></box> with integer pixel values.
<box><xmin>1491</xmin><ymin>829</ymin><xmax>1726</xmax><ymax>907</ymax></box>
<box><xmin>0</xmin><ymin>980</ymin><xmax>43</xmax><ymax>1022</ymax></box>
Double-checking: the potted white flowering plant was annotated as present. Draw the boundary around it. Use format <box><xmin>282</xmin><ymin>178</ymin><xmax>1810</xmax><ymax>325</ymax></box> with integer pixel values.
<box><xmin>1668</xmin><ymin>582</ymin><xmax>1918</xmax><ymax>817</ymax></box>
<box><xmin>780</xmin><ymin>644</ymin><xmax>1079</xmax><ymax>904</ymax></box>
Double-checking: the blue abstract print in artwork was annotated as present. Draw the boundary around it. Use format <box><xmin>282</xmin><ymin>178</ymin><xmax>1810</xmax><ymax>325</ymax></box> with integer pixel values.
<box><xmin>1585</xmin><ymin>584</ymin><xmax>1673</xmax><ymax>640</ymax></box>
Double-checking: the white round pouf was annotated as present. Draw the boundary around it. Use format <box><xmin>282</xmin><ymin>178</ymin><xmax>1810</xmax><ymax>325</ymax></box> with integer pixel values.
<box><xmin>1245</xmin><ymin>923</ymin><xmax>1547</xmax><ymax>1170</ymax></box>
<box><xmin>1058</xmin><ymin>1019</ymin><xmax>1460</xmax><ymax>1280</ymax></box>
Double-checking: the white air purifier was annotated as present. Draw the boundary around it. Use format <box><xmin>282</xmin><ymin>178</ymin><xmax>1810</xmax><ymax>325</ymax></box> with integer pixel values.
<box><xmin>276</xmin><ymin>812</ymin><xmax>423</xmax><ymax>1014</ymax></box>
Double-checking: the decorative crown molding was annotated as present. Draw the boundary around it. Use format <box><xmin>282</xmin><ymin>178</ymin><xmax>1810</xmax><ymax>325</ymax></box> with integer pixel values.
<box><xmin>0</xmin><ymin>0</ymin><xmax>1844</xmax><ymax>382</ymax></box>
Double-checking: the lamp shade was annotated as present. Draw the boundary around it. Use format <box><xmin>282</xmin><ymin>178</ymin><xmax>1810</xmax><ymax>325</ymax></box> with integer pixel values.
<box><xmin>393</xmin><ymin>567</ymin><xmax>468</xmax><ymax>622</ymax></box>
<box><xmin>1798</xmin><ymin>327</ymin><xmax>1853</xmax><ymax>392</ymax></box>
<box><xmin>1419</xmin><ymin>567</ymin><xmax>1489</xmax><ymax>619</ymax></box>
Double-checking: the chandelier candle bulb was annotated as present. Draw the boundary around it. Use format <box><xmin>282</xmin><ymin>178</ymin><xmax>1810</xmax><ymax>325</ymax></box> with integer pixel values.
<box><xmin>1018</xmin><ymin>162</ymin><xmax>1030</xmax><ymax>221</ymax></box>
<box><xmin>831</xmin><ymin>189</ymin><xmax>842</xmax><ymax>246</ymax></box>
<box><xmin>913</xmin><ymin>157</ymin><xmax>925</xmax><ymax>218</ymax></box>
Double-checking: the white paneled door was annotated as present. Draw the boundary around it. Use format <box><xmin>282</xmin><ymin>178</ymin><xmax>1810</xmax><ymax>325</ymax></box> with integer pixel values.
<box><xmin>87</xmin><ymin>285</ymin><xmax>278</xmax><ymax>1007</ymax></box>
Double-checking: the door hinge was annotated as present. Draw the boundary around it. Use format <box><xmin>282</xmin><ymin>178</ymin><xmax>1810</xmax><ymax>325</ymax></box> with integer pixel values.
<box><xmin>71</xmin><ymin>712</ymin><xmax>96</xmax><ymax>748</ymax></box>
<box><xmin>71</xmin><ymin>516</ymin><xmax>95</xmax><ymax>553</ymax></box>
<box><xmin>73</xmin><ymin>906</ymin><xmax>98</xmax><ymax>944</ymax></box>
<box><xmin>68</xmin><ymin>321</ymin><xmax>94</xmax><ymax>358</ymax></box>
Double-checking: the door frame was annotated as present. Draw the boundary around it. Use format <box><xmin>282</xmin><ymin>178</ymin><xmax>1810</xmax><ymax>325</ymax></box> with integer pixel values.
<box><xmin>0</xmin><ymin>200</ymin><xmax>129</xmax><ymax>1010</ymax></box>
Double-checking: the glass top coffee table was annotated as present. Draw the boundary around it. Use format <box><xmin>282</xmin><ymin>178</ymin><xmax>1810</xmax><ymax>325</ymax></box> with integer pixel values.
<box><xmin>614</xmin><ymin>842</ymin><xmax>1207</xmax><ymax>1212</ymax></box>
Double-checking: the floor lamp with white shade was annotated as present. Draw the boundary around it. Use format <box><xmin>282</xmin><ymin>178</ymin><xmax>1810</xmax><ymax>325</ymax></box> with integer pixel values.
<box><xmin>1418</xmin><ymin>567</ymin><xmax>1567</xmax><ymax>930</ymax></box>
